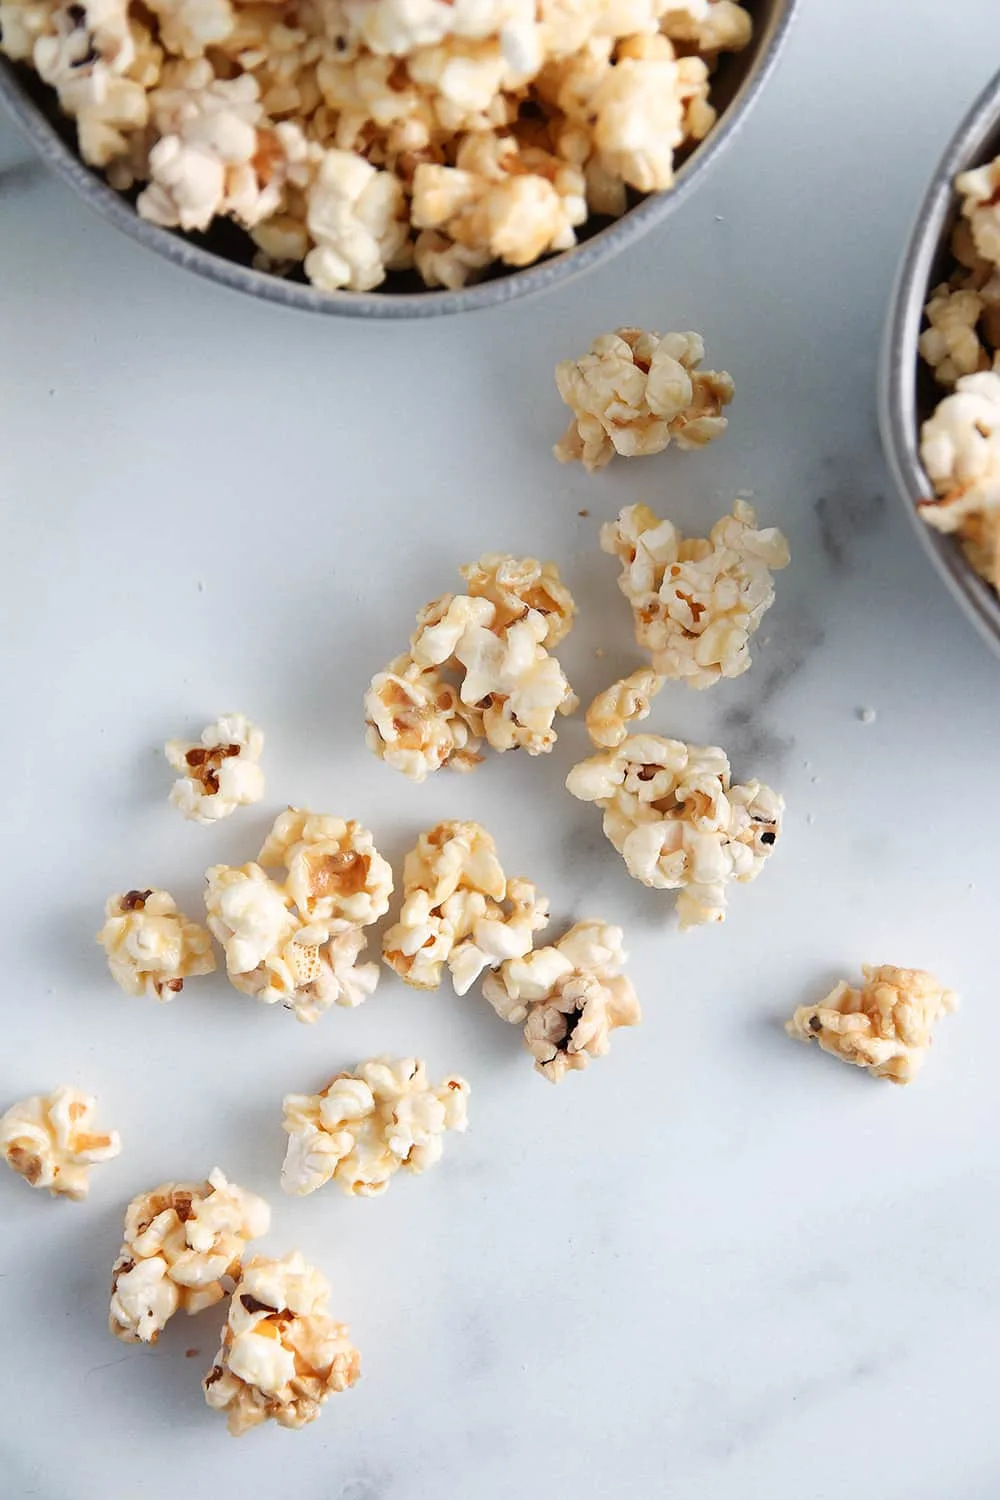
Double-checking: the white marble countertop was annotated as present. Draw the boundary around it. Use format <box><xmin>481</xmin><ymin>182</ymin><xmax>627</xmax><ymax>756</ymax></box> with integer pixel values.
<box><xmin>4</xmin><ymin>3</ymin><xmax>1000</xmax><ymax>1496</ymax></box>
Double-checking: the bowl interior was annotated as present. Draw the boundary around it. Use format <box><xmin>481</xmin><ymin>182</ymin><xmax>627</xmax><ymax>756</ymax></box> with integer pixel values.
<box><xmin>0</xmin><ymin>0</ymin><xmax>792</xmax><ymax>313</ymax></box>
<box><xmin>881</xmin><ymin>70</ymin><xmax>1000</xmax><ymax>652</ymax></box>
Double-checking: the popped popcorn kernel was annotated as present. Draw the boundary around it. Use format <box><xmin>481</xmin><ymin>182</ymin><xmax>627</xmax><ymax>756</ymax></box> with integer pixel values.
<box><xmin>586</xmin><ymin>666</ymin><xmax>663</xmax><ymax>748</ymax></box>
<box><xmin>281</xmin><ymin>1057</ymin><xmax>469</xmax><ymax>1197</ymax></box>
<box><xmin>110</xmin><ymin>1168</ymin><xmax>270</xmax><ymax>1343</ymax></box>
<box><xmin>483</xmin><ymin>919</ymin><xmax>640</xmax><ymax>1081</ymax></box>
<box><xmin>165</xmin><ymin>712</ymin><xmax>265</xmax><ymax>823</ymax></box>
<box><xmin>661</xmin><ymin>1</ymin><xmax>753</xmax><ymax>55</ymax></box>
<box><xmin>566</xmin><ymin>733</ymin><xmax>783</xmax><ymax>927</ymax></box>
<box><xmin>601</xmin><ymin>500</ymin><xmax>789</xmax><ymax>687</ymax></box>
<box><xmin>366</xmin><ymin>555</ymin><xmax>577</xmax><ymax>778</ymax></box>
<box><xmin>554</xmin><ymin>327</ymin><xmax>734</xmax><ymax>471</ymax></box>
<box><xmin>97</xmin><ymin>887</ymin><xmax>216</xmax><ymax>1000</ymax></box>
<box><xmin>203</xmin><ymin>1250</ymin><xmax>360</xmax><ymax>1435</ymax></box>
<box><xmin>0</xmin><ymin>1086</ymin><xmax>120</xmax><ymax>1201</ymax></box>
<box><xmin>382</xmin><ymin>820</ymin><xmax>549</xmax><ymax>993</ymax></box>
<box><xmin>786</xmin><ymin>964</ymin><xmax>957</xmax><ymax>1085</ymax></box>
<box><xmin>919</xmin><ymin>371</ymin><xmax>1000</xmax><ymax>553</ymax></box>
<box><xmin>918</xmin><ymin>283</ymin><xmax>989</xmax><ymax>388</ymax></box>
<box><xmin>956</xmin><ymin>156</ymin><xmax>1000</xmax><ymax>271</ymax></box>
<box><xmin>258</xmin><ymin>809</ymin><xmax>393</xmax><ymax>931</ymax></box>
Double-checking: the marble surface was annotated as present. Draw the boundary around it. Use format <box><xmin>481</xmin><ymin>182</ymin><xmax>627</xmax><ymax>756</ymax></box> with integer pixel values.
<box><xmin>4</xmin><ymin>3</ymin><xmax>1000</xmax><ymax>1497</ymax></box>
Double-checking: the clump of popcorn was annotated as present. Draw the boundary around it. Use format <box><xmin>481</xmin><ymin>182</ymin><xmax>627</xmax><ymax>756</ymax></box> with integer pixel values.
<box><xmin>1</xmin><ymin>0</ymin><xmax>752</xmax><ymax>292</ymax></box>
<box><xmin>586</xmin><ymin>667</ymin><xmax>664</xmax><ymax>748</ymax></box>
<box><xmin>383</xmin><ymin>821</ymin><xmax>549</xmax><ymax>994</ymax></box>
<box><xmin>203</xmin><ymin>1251</ymin><xmax>360</xmax><ymax>1435</ymax></box>
<box><xmin>566</xmin><ymin>733</ymin><xmax>783</xmax><ymax>927</ymax></box>
<box><xmin>0</xmin><ymin>1086</ymin><xmax>121</xmax><ymax>1200</ymax></box>
<box><xmin>281</xmin><ymin>1057</ymin><xmax>470</xmax><ymax>1197</ymax></box>
<box><xmin>205</xmin><ymin>808</ymin><xmax>390</xmax><ymax>1023</ymax></box>
<box><xmin>553</xmin><ymin>328</ymin><xmax>734</xmax><ymax>472</ymax></box>
<box><xmin>97</xmin><ymin>888</ymin><xmax>216</xmax><ymax>1000</ymax></box>
<box><xmin>483</xmin><ymin>920</ymin><xmax>640</xmax><ymax>1081</ymax></box>
<box><xmin>110</xmin><ymin>1169</ymin><xmax>270</xmax><ymax>1343</ymax></box>
<box><xmin>366</xmin><ymin>554</ymin><xmax>577</xmax><ymax>780</ymax></box>
<box><xmin>919</xmin><ymin>370</ymin><xmax>1000</xmax><ymax>591</ymax></box>
<box><xmin>918</xmin><ymin>283</ymin><xmax>990</xmax><ymax>388</ymax></box>
<box><xmin>956</xmin><ymin>156</ymin><xmax>1000</xmax><ymax>271</ymax></box>
<box><xmin>165</xmin><ymin>712</ymin><xmax>265</xmax><ymax>823</ymax></box>
<box><xmin>601</xmin><ymin>501</ymin><xmax>789</xmax><ymax>687</ymax></box>
<box><xmin>786</xmin><ymin>965</ymin><xmax>958</xmax><ymax>1085</ymax></box>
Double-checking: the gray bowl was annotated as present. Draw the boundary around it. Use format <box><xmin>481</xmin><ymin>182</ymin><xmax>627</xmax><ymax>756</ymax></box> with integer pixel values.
<box><xmin>879</xmin><ymin>68</ymin><xmax>1000</xmax><ymax>656</ymax></box>
<box><xmin>0</xmin><ymin>0</ymin><xmax>797</xmax><ymax>318</ymax></box>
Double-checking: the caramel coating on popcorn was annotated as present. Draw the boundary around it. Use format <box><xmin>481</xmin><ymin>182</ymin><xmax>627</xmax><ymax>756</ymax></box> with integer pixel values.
<box><xmin>97</xmin><ymin>888</ymin><xmax>216</xmax><ymax>1000</ymax></box>
<box><xmin>1</xmin><ymin>1086</ymin><xmax>120</xmax><ymax>1200</ymax></box>
<box><xmin>787</xmin><ymin>965</ymin><xmax>957</xmax><ymax>1084</ymax></box>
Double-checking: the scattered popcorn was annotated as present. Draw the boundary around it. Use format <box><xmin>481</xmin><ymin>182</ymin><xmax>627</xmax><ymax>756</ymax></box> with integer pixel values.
<box><xmin>0</xmin><ymin>1086</ymin><xmax>120</xmax><ymax>1200</ymax></box>
<box><xmin>97</xmin><ymin>888</ymin><xmax>216</xmax><ymax>1000</ymax></box>
<box><xmin>2</xmin><ymin>0</ymin><xmax>753</xmax><ymax>292</ymax></box>
<box><xmin>601</xmin><ymin>501</ymin><xmax>789</xmax><ymax>687</ymax></box>
<box><xmin>203</xmin><ymin>1251</ymin><xmax>360</xmax><ymax>1435</ymax></box>
<box><xmin>205</xmin><ymin>837</ymin><xmax>383</xmax><ymax>1024</ymax></box>
<box><xmin>918</xmin><ymin>284</ymin><xmax>989</xmax><ymax>388</ymax></box>
<box><xmin>566</xmin><ymin>734</ymin><xmax>783</xmax><ymax>927</ymax></box>
<box><xmin>281</xmin><ymin>1057</ymin><xmax>469</xmax><ymax>1197</ymax></box>
<box><xmin>165</xmin><ymin>712</ymin><xmax>265</xmax><ymax>823</ymax></box>
<box><xmin>258</xmin><ymin>809</ymin><xmax>393</xmax><ymax>931</ymax></box>
<box><xmin>483</xmin><ymin>920</ymin><xmax>640</xmax><ymax>1081</ymax></box>
<box><xmin>366</xmin><ymin>555</ymin><xmax>577</xmax><ymax>778</ymax></box>
<box><xmin>110</xmin><ymin>1169</ymin><xmax>270</xmax><ymax>1343</ymax></box>
<box><xmin>382</xmin><ymin>821</ymin><xmax>548</xmax><ymax>994</ymax></box>
<box><xmin>553</xmin><ymin>328</ymin><xmax>734</xmax><ymax>471</ymax></box>
<box><xmin>786</xmin><ymin>965</ymin><xmax>958</xmax><ymax>1084</ymax></box>
<box><xmin>586</xmin><ymin>666</ymin><xmax>664</xmax><ymax>748</ymax></box>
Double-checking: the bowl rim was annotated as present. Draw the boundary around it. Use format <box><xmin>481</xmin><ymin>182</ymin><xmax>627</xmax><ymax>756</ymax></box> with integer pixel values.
<box><xmin>0</xmin><ymin>0</ymin><xmax>799</xmax><ymax>318</ymax></box>
<box><xmin>879</xmin><ymin>66</ymin><xmax>1000</xmax><ymax>658</ymax></box>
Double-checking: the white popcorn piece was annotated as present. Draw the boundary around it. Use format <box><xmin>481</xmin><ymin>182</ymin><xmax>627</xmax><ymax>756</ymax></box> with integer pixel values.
<box><xmin>281</xmin><ymin>1057</ymin><xmax>470</xmax><ymax>1198</ymax></box>
<box><xmin>786</xmin><ymin>964</ymin><xmax>958</xmax><ymax>1085</ymax></box>
<box><xmin>383</xmin><ymin>821</ymin><xmax>548</xmax><ymax>993</ymax></box>
<box><xmin>164</xmin><ymin>712</ymin><xmax>265</xmax><ymax>823</ymax></box>
<box><xmin>956</xmin><ymin>156</ymin><xmax>1000</xmax><ymax>271</ymax></box>
<box><xmin>920</xmin><ymin>371</ymin><xmax>1000</xmax><ymax>551</ymax></box>
<box><xmin>110</xmin><ymin>1168</ymin><xmax>270</xmax><ymax>1343</ymax></box>
<box><xmin>143</xmin><ymin>0</ymin><xmax>234</xmax><ymax>60</ymax></box>
<box><xmin>205</xmin><ymin>854</ymin><xmax>381</xmax><ymax>1024</ymax></box>
<box><xmin>566</xmin><ymin>733</ymin><xmax>783</xmax><ymax>927</ymax></box>
<box><xmin>601</xmin><ymin>501</ymin><xmax>789</xmax><ymax>688</ymax></box>
<box><xmin>0</xmin><ymin>1086</ymin><xmax>120</xmax><ymax>1201</ymax></box>
<box><xmin>366</xmin><ymin>554</ymin><xmax>576</xmax><ymax>778</ymax></box>
<box><xmin>586</xmin><ymin>667</ymin><xmax>663</xmax><ymax>748</ymax></box>
<box><xmin>661</xmin><ymin>0</ymin><xmax>753</xmax><ymax>54</ymax></box>
<box><xmin>592</xmin><ymin>34</ymin><xmax>688</xmax><ymax>194</ymax></box>
<box><xmin>303</xmin><ymin>147</ymin><xmax>411</xmax><ymax>293</ymax></box>
<box><xmin>97</xmin><ymin>887</ymin><xmax>216</xmax><ymax>999</ymax></box>
<box><xmin>483</xmin><ymin>919</ymin><xmax>640</xmax><ymax>1081</ymax></box>
<box><xmin>554</xmin><ymin>327</ymin><xmax>734</xmax><ymax>471</ymax></box>
<box><xmin>258</xmin><ymin>808</ymin><xmax>393</xmax><ymax>931</ymax></box>
<box><xmin>203</xmin><ymin>1251</ymin><xmax>361</xmax><ymax>1436</ymax></box>
<box><xmin>918</xmin><ymin>283</ymin><xmax>989</xmax><ymax>388</ymax></box>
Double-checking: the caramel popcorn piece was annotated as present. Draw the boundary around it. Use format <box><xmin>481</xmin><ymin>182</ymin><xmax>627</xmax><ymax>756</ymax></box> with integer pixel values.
<box><xmin>165</xmin><ymin>712</ymin><xmax>265</xmax><ymax>824</ymax></box>
<box><xmin>257</xmin><ymin>809</ymin><xmax>393</xmax><ymax>931</ymax></box>
<box><xmin>0</xmin><ymin>1086</ymin><xmax>121</xmax><ymax>1200</ymax></box>
<box><xmin>281</xmin><ymin>1057</ymin><xmax>469</xmax><ymax>1197</ymax></box>
<box><xmin>382</xmin><ymin>820</ymin><xmax>548</xmax><ymax>993</ymax></box>
<box><xmin>566</xmin><ymin>733</ymin><xmax>783</xmax><ymax>927</ymax></box>
<box><xmin>203</xmin><ymin>1251</ymin><xmax>360</xmax><ymax>1435</ymax></box>
<box><xmin>554</xmin><ymin>328</ymin><xmax>734</xmax><ymax>472</ymax></box>
<box><xmin>110</xmin><ymin>1168</ymin><xmax>270</xmax><ymax>1343</ymax></box>
<box><xmin>786</xmin><ymin>965</ymin><xmax>958</xmax><ymax>1084</ymax></box>
<box><xmin>97</xmin><ymin>888</ymin><xmax>216</xmax><ymax>999</ymax></box>
<box><xmin>601</xmin><ymin>501</ymin><xmax>789</xmax><ymax>688</ymax></box>
<box><xmin>920</xmin><ymin>370</ymin><xmax>1000</xmax><ymax>589</ymax></box>
<box><xmin>483</xmin><ymin>919</ymin><xmax>640</xmax><ymax>1082</ymax></box>
<box><xmin>918</xmin><ymin>283</ymin><xmax>990</xmax><ymax>388</ymax></box>
<box><xmin>585</xmin><ymin>667</ymin><xmax>664</xmax><ymax>748</ymax></box>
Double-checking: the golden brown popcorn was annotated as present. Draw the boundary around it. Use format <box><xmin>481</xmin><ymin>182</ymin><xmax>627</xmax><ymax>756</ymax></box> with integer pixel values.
<box><xmin>165</xmin><ymin>712</ymin><xmax>265</xmax><ymax>823</ymax></box>
<box><xmin>383</xmin><ymin>821</ymin><xmax>549</xmax><ymax>993</ymax></box>
<box><xmin>553</xmin><ymin>328</ymin><xmax>734</xmax><ymax>472</ymax></box>
<box><xmin>97</xmin><ymin>888</ymin><xmax>216</xmax><ymax>1000</ymax></box>
<box><xmin>203</xmin><ymin>1251</ymin><xmax>360</xmax><ymax>1435</ymax></box>
<box><xmin>281</xmin><ymin>1057</ymin><xmax>470</xmax><ymax>1197</ymax></box>
<box><xmin>585</xmin><ymin>667</ymin><xmax>664</xmax><ymax>748</ymax></box>
<box><xmin>364</xmin><ymin>653</ymin><xmax>485</xmax><ymax>782</ymax></box>
<box><xmin>918</xmin><ymin>284</ymin><xmax>990</xmax><ymax>388</ymax></box>
<box><xmin>0</xmin><ymin>1086</ymin><xmax>121</xmax><ymax>1200</ymax></box>
<box><xmin>786</xmin><ymin>965</ymin><xmax>958</xmax><ymax>1084</ymax></box>
<box><xmin>257</xmin><ymin>809</ymin><xmax>393</xmax><ymax>932</ymax></box>
<box><xmin>601</xmin><ymin>501</ymin><xmax>789</xmax><ymax>688</ymax></box>
<box><xmin>109</xmin><ymin>1169</ymin><xmax>270</xmax><ymax>1343</ymax></box>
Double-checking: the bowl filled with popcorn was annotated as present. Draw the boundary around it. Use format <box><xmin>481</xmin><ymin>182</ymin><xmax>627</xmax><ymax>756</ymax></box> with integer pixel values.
<box><xmin>881</xmin><ymin>68</ymin><xmax>1000</xmax><ymax>653</ymax></box>
<box><xmin>0</xmin><ymin>0</ymin><xmax>796</xmax><ymax>315</ymax></box>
